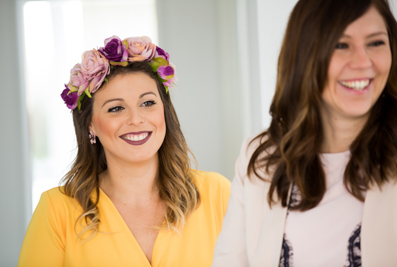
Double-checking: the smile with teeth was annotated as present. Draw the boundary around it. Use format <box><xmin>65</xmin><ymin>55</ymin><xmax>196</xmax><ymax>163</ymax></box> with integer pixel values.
<box><xmin>121</xmin><ymin>132</ymin><xmax>149</xmax><ymax>141</ymax></box>
<box><xmin>339</xmin><ymin>79</ymin><xmax>371</xmax><ymax>91</ymax></box>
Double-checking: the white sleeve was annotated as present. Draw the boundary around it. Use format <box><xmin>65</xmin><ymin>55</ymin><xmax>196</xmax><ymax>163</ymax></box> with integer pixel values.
<box><xmin>212</xmin><ymin>138</ymin><xmax>250</xmax><ymax>267</ymax></box>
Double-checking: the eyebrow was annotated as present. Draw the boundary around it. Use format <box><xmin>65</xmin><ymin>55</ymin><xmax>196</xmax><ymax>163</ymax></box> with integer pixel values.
<box><xmin>140</xmin><ymin>92</ymin><xmax>157</xmax><ymax>98</ymax></box>
<box><xmin>102</xmin><ymin>98</ymin><xmax>124</xmax><ymax>108</ymax></box>
<box><xmin>341</xmin><ymin>31</ymin><xmax>388</xmax><ymax>39</ymax></box>
<box><xmin>101</xmin><ymin>92</ymin><xmax>158</xmax><ymax>108</ymax></box>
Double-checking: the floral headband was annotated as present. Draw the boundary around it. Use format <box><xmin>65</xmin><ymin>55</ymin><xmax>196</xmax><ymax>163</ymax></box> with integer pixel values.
<box><xmin>61</xmin><ymin>36</ymin><xmax>178</xmax><ymax>111</ymax></box>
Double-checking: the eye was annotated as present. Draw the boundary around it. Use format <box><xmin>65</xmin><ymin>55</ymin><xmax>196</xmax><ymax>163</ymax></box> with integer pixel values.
<box><xmin>107</xmin><ymin>106</ymin><xmax>124</xmax><ymax>113</ymax></box>
<box><xmin>141</xmin><ymin>100</ymin><xmax>156</xmax><ymax>107</ymax></box>
<box><xmin>369</xmin><ymin>40</ymin><xmax>385</xmax><ymax>47</ymax></box>
<box><xmin>335</xmin><ymin>42</ymin><xmax>348</xmax><ymax>49</ymax></box>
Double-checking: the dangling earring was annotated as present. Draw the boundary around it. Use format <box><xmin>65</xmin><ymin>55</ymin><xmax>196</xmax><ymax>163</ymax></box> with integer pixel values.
<box><xmin>89</xmin><ymin>130</ymin><xmax>96</xmax><ymax>144</ymax></box>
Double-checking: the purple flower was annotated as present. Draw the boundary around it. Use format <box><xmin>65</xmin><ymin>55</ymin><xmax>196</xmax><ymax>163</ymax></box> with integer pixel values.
<box><xmin>155</xmin><ymin>46</ymin><xmax>170</xmax><ymax>61</ymax></box>
<box><xmin>61</xmin><ymin>85</ymin><xmax>78</xmax><ymax>110</ymax></box>
<box><xmin>157</xmin><ymin>65</ymin><xmax>174</xmax><ymax>79</ymax></box>
<box><xmin>163</xmin><ymin>63</ymin><xmax>178</xmax><ymax>88</ymax></box>
<box><xmin>98</xmin><ymin>35</ymin><xmax>128</xmax><ymax>62</ymax></box>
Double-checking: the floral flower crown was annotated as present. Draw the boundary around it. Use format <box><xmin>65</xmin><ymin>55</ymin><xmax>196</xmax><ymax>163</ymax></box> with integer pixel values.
<box><xmin>61</xmin><ymin>36</ymin><xmax>178</xmax><ymax>111</ymax></box>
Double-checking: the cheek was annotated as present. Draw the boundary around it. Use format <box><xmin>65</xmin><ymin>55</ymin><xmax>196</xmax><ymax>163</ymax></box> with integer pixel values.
<box><xmin>327</xmin><ymin>54</ymin><xmax>343</xmax><ymax>83</ymax></box>
<box><xmin>158</xmin><ymin>111</ymin><xmax>166</xmax><ymax>135</ymax></box>
<box><xmin>154</xmin><ymin>106</ymin><xmax>166</xmax><ymax>136</ymax></box>
<box><xmin>377</xmin><ymin>51</ymin><xmax>392</xmax><ymax>76</ymax></box>
<box><xmin>92</xmin><ymin>114</ymin><xmax>117</xmax><ymax>138</ymax></box>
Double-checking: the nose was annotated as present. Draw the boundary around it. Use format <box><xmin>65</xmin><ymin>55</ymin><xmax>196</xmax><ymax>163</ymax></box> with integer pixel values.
<box><xmin>350</xmin><ymin>46</ymin><xmax>372</xmax><ymax>69</ymax></box>
<box><xmin>126</xmin><ymin>108</ymin><xmax>144</xmax><ymax>126</ymax></box>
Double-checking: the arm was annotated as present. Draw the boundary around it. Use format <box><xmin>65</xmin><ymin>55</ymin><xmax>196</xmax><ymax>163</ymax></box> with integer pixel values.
<box><xmin>212</xmin><ymin>138</ymin><xmax>250</xmax><ymax>267</ymax></box>
<box><xmin>18</xmin><ymin>190</ymin><xmax>65</xmax><ymax>267</ymax></box>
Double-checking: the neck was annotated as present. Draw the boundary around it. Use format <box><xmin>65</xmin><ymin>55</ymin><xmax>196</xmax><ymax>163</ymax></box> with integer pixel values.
<box><xmin>100</xmin><ymin>154</ymin><xmax>160</xmax><ymax>204</ymax></box>
<box><xmin>320</xmin><ymin>108</ymin><xmax>368</xmax><ymax>153</ymax></box>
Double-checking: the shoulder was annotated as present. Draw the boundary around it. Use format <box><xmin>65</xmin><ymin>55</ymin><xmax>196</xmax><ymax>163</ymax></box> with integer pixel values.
<box><xmin>192</xmin><ymin>170</ymin><xmax>231</xmax><ymax>193</ymax></box>
<box><xmin>235</xmin><ymin>132</ymin><xmax>271</xmax><ymax>182</ymax></box>
<box><xmin>191</xmin><ymin>170</ymin><xmax>231</xmax><ymax>216</ymax></box>
<box><xmin>43</xmin><ymin>187</ymin><xmax>74</xmax><ymax>205</ymax></box>
<box><xmin>242</xmin><ymin>131</ymin><xmax>270</xmax><ymax>161</ymax></box>
<box><xmin>36</xmin><ymin>187</ymin><xmax>81</xmax><ymax>216</ymax></box>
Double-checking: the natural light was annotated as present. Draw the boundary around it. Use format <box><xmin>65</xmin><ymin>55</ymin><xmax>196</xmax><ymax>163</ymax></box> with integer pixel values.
<box><xmin>23</xmin><ymin>0</ymin><xmax>158</xmax><ymax>211</ymax></box>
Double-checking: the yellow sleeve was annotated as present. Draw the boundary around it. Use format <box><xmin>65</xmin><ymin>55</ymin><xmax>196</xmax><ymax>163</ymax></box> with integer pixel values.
<box><xmin>215</xmin><ymin>172</ymin><xmax>231</xmax><ymax>216</ymax></box>
<box><xmin>198</xmin><ymin>171</ymin><xmax>231</xmax><ymax>219</ymax></box>
<box><xmin>18</xmin><ymin>190</ymin><xmax>65</xmax><ymax>267</ymax></box>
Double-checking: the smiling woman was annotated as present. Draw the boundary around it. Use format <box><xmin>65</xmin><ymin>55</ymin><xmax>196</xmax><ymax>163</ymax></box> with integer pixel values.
<box><xmin>91</xmin><ymin>73</ymin><xmax>167</xmax><ymax>165</ymax></box>
<box><xmin>213</xmin><ymin>0</ymin><xmax>397</xmax><ymax>266</ymax></box>
<box><xmin>18</xmin><ymin>36</ymin><xmax>230</xmax><ymax>267</ymax></box>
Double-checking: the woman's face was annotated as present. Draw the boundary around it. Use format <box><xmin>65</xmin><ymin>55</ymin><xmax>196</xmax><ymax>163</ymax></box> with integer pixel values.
<box><xmin>90</xmin><ymin>72</ymin><xmax>166</xmax><ymax>165</ymax></box>
<box><xmin>322</xmin><ymin>6</ymin><xmax>392</xmax><ymax>122</ymax></box>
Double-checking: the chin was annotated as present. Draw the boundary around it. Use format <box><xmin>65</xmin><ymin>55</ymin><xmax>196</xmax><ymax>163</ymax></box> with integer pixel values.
<box><xmin>341</xmin><ymin>108</ymin><xmax>371</xmax><ymax>119</ymax></box>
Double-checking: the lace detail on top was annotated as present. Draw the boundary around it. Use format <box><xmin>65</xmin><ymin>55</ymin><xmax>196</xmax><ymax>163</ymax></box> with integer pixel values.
<box><xmin>280</xmin><ymin>185</ymin><xmax>362</xmax><ymax>266</ymax></box>
<box><xmin>345</xmin><ymin>224</ymin><xmax>362</xmax><ymax>267</ymax></box>
<box><xmin>279</xmin><ymin>234</ymin><xmax>293</xmax><ymax>267</ymax></box>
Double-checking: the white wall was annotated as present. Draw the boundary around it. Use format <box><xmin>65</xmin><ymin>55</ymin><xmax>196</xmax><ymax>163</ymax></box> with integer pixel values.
<box><xmin>156</xmin><ymin>0</ymin><xmax>263</xmax><ymax>180</ymax></box>
<box><xmin>257</xmin><ymin>0</ymin><xmax>298</xmax><ymax>129</ymax></box>
<box><xmin>0</xmin><ymin>0</ymin><xmax>31</xmax><ymax>266</ymax></box>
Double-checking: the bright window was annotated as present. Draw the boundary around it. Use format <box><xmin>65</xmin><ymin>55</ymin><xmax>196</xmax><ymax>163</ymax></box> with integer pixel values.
<box><xmin>23</xmin><ymin>0</ymin><xmax>158</xmax><ymax>211</ymax></box>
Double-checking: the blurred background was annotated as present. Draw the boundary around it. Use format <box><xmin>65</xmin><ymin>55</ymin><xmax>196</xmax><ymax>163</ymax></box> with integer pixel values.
<box><xmin>2</xmin><ymin>0</ymin><xmax>395</xmax><ymax>265</ymax></box>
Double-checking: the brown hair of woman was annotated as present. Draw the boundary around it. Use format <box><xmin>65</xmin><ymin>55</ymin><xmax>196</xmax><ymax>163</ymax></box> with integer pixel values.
<box><xmin>61</xmin><ymin>61</ymin><xmax>200</xmax><ymax>238</ymax></box>
<box><xmin>248</xmin><ymin>0</ymin><xmax>397</xmax><ymax>211</ymax></box>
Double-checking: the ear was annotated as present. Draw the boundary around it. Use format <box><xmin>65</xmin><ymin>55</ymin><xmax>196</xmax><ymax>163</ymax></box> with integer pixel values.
<box><xmin>89</xmin><ymin>123</ymin><xmax>97</xmax><ymax>135</ymax></box>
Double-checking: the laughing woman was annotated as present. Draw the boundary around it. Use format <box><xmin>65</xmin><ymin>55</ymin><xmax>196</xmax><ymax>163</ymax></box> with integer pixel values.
<box><xmin>18</xmin><ymin>36</ymin><xmax>230</xmax><ymax>267</ymax></box>
<box><xmin>213</xmin><ymin>0</ymin><xmax>397</xmax><ymax>266</ymax></box>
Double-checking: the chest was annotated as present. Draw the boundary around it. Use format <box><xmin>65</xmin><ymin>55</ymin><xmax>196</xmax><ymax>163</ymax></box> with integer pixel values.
<box><xmin>242</xmin><ymin>178</ymin><xmax>397</xmax><ymax>266</ymax></box>
<box><xmin>114</xmin><ymin>201</ymin><xmax>165</xmax><ymax>263</ymax></box>
<box><xmin>62</xmin><ymin>195</ymin><xmax>220</xmax><ymax>267</ymax></box>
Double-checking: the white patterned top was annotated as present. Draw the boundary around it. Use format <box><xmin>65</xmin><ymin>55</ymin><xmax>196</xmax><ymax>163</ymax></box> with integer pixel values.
<box><xmin>280</xmin><ymin>151</ymin><xmax>364</xmax><ymax>267</ymax></box>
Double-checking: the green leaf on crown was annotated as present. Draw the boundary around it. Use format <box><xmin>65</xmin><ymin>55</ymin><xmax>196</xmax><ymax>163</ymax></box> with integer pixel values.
<box><xmin>149</xmin><ymin>61</ymin><xmax>159</xmax><ymax>72</ymax></box>
<box><xmin>110</xmin><ymin>61</ymin><xmax>128</xmax><ymax>67</ymax></box>
<box><xmin>77</xmin><ymin>93</ymin><xmax>85</xmax><ymax>112</ymax></box>
<box><xmin>152</xmin><ymin>57</ymin><xmax>168</xmax><ymax>67</ymax></box>
<box><xmin>68</xmin><ymin>84</ymin><xmax>78</xmax><ymax>93</ymax></box>
<box><xmin>84</xmin><ymin>87</ymin><xmax>92</xmax><ymax>98</ymax></box>
<box><xmin>122</xmin><ymin>40</ymin><xmax>128</xmax><ymax>49</ymax></box>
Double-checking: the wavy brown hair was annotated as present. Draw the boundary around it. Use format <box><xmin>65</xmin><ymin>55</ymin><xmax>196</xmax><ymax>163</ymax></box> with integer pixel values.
<box><xmin>61</xmin><ymin>61</ymin><xmax>200</xmax><ymax>239</ymax></box>
<box><xmin>248</xmin><ymin>0</ymin><xmax>397</xmax><ymax>211</ymax></box>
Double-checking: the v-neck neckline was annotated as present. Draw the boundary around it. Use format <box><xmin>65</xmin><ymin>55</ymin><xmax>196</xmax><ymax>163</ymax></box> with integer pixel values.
<box><xmin>97</xmin><ymin>187</ymin><xmax>164</xmax><ymax>266</ymax></box>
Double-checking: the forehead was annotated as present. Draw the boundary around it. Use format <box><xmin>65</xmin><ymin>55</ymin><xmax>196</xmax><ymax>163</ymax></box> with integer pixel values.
<box><xmin>94</xmin><ymin>72</ymin><xmax>159</xmax><ymax>100</ymax></box>
<box><xmin>343</xmin><ymin>6</ymin><xmax>388</xmax><ymax>36</ymax></box>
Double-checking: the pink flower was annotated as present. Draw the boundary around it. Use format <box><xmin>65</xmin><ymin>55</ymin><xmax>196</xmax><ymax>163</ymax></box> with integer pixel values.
<box><xmin>69</xmin><ymin>64</ymin><xmax>89</xmax><ymax>95</ymax></box>
<box><xmin>80</xmin><ymin>49</ymin><xmax>110</xmax><ymax>93</ymax></box>
<box><xmin>124</xmin><ymin>36</ymin><xmax>156</xmax><ymax>62</ymax></box>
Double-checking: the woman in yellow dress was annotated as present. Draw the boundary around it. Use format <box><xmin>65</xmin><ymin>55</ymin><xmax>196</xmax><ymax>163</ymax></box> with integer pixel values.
<box><xmin>18</xmin><ymin>36</ymin><xmax>230</xmax><ymax>267</ymax></box>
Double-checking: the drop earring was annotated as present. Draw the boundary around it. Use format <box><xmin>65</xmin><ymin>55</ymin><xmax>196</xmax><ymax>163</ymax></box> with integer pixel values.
<box><xmin>89</xmin><ymin>130</ymin><xmax>96</xmax><ymax>144</ymax></box>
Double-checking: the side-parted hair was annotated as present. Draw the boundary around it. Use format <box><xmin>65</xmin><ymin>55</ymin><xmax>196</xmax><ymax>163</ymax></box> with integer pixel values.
<box><xmin>61</xmin><ymin>61</ymin><xmax>200</xmax><ymax>239</ymax></box>
<box><xmin>248</xmin><ymin>0</ymin><xmax>397</xmax><ymax>211</ymax></box>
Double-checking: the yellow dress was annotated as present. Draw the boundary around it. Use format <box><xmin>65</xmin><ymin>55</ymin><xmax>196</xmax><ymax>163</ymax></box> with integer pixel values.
<box><xmin>18</xmin><ymin>171</ymin><xmax>230</xmax><ymax>267</ymax></box>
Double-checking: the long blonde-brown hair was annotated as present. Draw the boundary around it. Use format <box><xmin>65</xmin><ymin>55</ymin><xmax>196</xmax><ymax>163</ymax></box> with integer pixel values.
<box><xmin>248</xmin><ymin>0</ymin><xmax>397</xmax><ymax>211</ymax></box>
<box><xmin>61</xmin><ymin>61</ymin><xmax>200</xmax><ymax>239</ymax></box>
